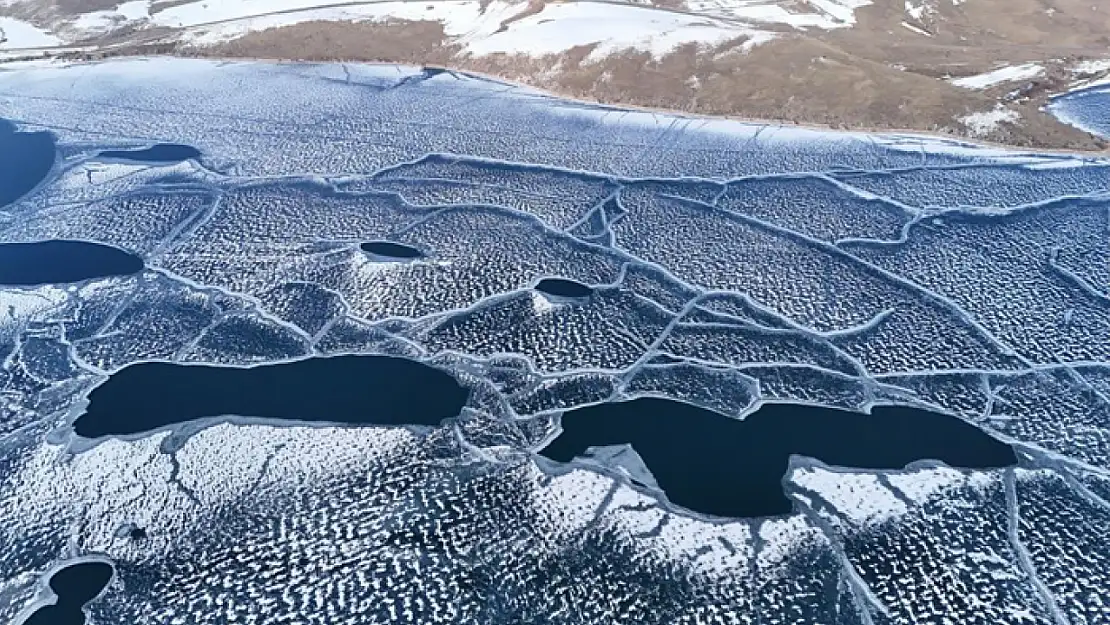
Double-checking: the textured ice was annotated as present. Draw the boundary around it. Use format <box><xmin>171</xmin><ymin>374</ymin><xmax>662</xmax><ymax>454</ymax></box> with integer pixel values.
<box><xmin>1049</xmin><ymin>85</ymin><xmax>1110</xmax><ymax>140</ymax></box>
<box><xmin>1</xmin><ymin>58</ymin><xmax>1109</xmax><ymax>625</ymax></box>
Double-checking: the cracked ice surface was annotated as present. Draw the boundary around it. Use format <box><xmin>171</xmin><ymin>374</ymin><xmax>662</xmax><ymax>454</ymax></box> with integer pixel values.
<box><xmin>1</xmin><ymin>58</ymin><xmax>1109</xmax><ymax>624</ymax></box>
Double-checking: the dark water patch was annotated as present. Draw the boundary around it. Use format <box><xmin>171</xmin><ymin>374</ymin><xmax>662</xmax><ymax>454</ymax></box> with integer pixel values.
<box><xmin>23</xmin><ymin>561</ymin><xmax>113</xmax><ymax>625</ymax></box>
<box><xmin>534</xmin><ymin>277</ymin><xmax>593</xmax><ymax>298</ymax></box>
<box><xmin>73</xmin><ymin>355</ymin><xmax>469</xmax><ymax>438</ymax></box>
<box><xmin>0</xmin><ymin>240</ymin><xmax>144</xmax><ymax>286</ymax></box>
<box><xmin>1</xmin><ymin>118</ymin><xmax>55</xmax><ymax>209</ymax></box>
<box><xmin>361</xmin><ymin>240</ymin><xmax>424</xmax><ymax>260</ymax></box>
<box><xmin>541</xmin><ymin>398</ymin><xmax>1017</xmax><ymax>518</ymax></box>
<box><xmin>97</xmin><ymin>143</ymin><xmax>201</xmax><ymax>163</ymax></box>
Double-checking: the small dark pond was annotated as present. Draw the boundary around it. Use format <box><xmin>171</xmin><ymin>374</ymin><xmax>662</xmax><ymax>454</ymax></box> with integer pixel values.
<box><xmin>541</xmin><ymin>398</ymin><xmax>1017</xmax><ymax>518</ymax></box>
<box><xmin>534</xmin><ymin>277</ymin><xmax>593</xmax><ymax>298</ymax></box>
<box><xmin>1</xmin><ymin>118</ymin><xmax>55</xmax><ymax>209</ymax></box>
<box><xmin>22</xmin><ymin>561</ymin><xmax>113</xmax><ymax>625</ymax></box>
<box><xmin>97</xmin><ymin>143</ymin><xmax>201</xmax><ymax>163</ymax></box>
<box><xmin>361</xmin><ymin>240</ymin><xmax>424</xmax><ymax>260</ymax></box>
<box><xmin>74</xmin><ymin>355</ymin><xmax>469</xmax><ymax>438</ymax></box>
<box><xmin>0</xmin><ymin>240</ymin><xmax>144</xmax><ymax>286</ymax></box>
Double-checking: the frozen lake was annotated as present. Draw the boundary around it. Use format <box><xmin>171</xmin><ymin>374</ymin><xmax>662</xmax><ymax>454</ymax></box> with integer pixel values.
<box><xmin>0</xmin><ymin>59</ymin><xmax>1108</xmax><ymax>625</ymax></box>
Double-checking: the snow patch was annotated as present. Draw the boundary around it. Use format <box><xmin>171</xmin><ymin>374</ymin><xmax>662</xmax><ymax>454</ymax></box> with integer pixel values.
<box><xmin>167</xmin><ymin>0</ymin><xmax>778</xmax><ymax>57</ymax></box>
<box><xmin>885</xmin><ymin>465</ymin><xmax>995</xmax><ymax>503</ymax></box>
<box><xmin>459</xmin><ymin>2</ymin><xmax>763</xmax><ymax>59</ymax></box>
<box><xmin>0</xmin><ymin>17</ymin><xmax>61</xmax><ymax>49</ymax></box>
<box><xmin>117</xmin><ymin>0</ymin><xmax>152</xmax><ymax>20</ymax></box>
<box><xmin>790</xmin><ymin>467</ymin><xmax>908</xmax><ymax>527</ymax></box>
<box><xmin>959</xmin><ymin>105</ymin><xmax>1020</xmax><ymax>137</ymax></box>
<box><xmin>0</xmin><ymin>286</ymin><xmax>68</xmax><ymax>333</ymax></box>
<box><xmin>904</xmin><ymin>0</ymin><xmax>931</xmax><ymax>20</ymax></box>
<box><xmin>531</xmin><ymin>291</ymin><xmax>556</xmax><ymax>314</ymax></box>
<box><xmin>757</xmin><ymin>514</ymin><xmax>827</xmax><ymax>574</ymax></box>
<box><xmin>951</xmin><ymin>63</ymin><xmax>1044</xmax><ymax>89</ymax></box>
<box><xmin>900</xmin><ymin>20</ymin><xmax>931</xmax><ymax>36</ymax></box>
<box><xmin>682</xmin><ymin>0</ymin><xmax>871</xmax><ymax>29</ymax></box>
<box><xmin>1073</xmin><ymin>58</ymin><xmax>1110</xmax><ymax>74</ymax></box>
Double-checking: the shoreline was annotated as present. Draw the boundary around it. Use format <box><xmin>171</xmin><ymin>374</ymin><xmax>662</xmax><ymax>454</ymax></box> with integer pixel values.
<box><xmin>2</xmin><ymin>50</ymin><xmax>1109</xmax><ymax>157</ymax></box>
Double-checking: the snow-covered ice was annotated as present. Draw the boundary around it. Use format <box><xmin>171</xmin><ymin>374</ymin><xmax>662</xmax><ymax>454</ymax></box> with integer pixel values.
<box><xmin>0</xmin><ymin>57</ymin><xmax>1108</xmax><ymax>625</ymax></box>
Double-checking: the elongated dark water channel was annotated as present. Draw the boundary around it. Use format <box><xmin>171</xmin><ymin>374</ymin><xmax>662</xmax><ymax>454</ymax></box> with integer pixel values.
<box><xmin>98</xmin><ymin>143</ymin><xmax>201</xmax><ymax>163</ymax></box>
<box><xmin>541</xmin><ymin>398</ymin><xmax>1017</xmax><ymax>518</ymax></box>
<box><xmin>361</xmin><ymin>240</ymin><xmax>423</xmax><ymax>260</ymax></box>
<box><xmin>73</xmin><ymin>355</ymin><xmax>469</xmax><ymax>438</ymax></box>
<box><xmin>534</xmin><ymin>277</ymin><xmax>593</xmax><ymax>298</ymax></box>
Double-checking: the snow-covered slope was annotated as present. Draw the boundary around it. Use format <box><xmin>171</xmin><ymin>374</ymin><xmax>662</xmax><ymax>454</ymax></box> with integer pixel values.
<box><xmin>0</xmin><ymin>0</ymin><xmax>876</xmax><ymax>55</ymax></box>
<box><xmin>951</xmin><ymin>63</ymin><xmax>1045</xmax><ymax>89</ymax></box>
<box><xmin>0</xmin><ymin>16</ymin><xmax>60</xmax><ymax>48</ymax></box>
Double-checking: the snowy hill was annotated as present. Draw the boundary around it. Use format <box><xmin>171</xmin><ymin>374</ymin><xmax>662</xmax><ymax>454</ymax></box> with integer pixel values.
<box><xmin>0</xmin><ymin>0</ymin><xmax>879</xmax><ymax>54</ymax></box>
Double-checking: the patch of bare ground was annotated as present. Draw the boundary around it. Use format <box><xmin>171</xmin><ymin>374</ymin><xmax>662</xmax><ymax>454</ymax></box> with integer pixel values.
<box><xmin>206</xmin><ymin>19</ymin><xmax>460</xmax><ymax>65</ymax></box>
<box><xmin>823</xmin><ymin>0</ymin><xmax>1110</xmax><ymax>76</ymax></box>
<box><xmin>485</xmin><ymin>35</ymin><xmax>1104</xmax><ymax>149</ymax></box>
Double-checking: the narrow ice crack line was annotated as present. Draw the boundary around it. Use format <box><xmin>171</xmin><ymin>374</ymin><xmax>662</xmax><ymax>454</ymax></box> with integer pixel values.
<box><xmin>563</xmin><ymin>189</ymin><xmax>622</xmax><ymax>235</ymax></box>
<box><xmin>165</xmin><ymin>448</ymin><xmax>202</xmax><ymax>508</ymax></box>
<box><xmin>817</xmin><ymin>308</ymin><xmax>896</xmax><ymax>339</ymax></box>
<box><xmin>1004</xmin><ymin>469</ymin><xmax>1072</xmax><ymax>625</ymax></box>
<box><xmin>145</xmin><ymin>267</ymin><xmax>316</xmax><ymax>347</ymax></box>
<box><xmin>703</xmin><ymin>194</ymin><xmax>1034</xmax><ymax>364</ymax></box>
<box><xmin>1047</xmin><ymin>248</ymin><xmax>1110</xmax><ymax>303</ymax></box>
<box><xmin>791</xmin><ymin>494</ymin><xmax>895</xmax><ymax>621</ymax></box>
<box><xmin>580</xmin><ymin>481</ymin><xmax>622</xmax><ymax>536</ymax></box>
<box><xmin>632</xmin><ymin>512</ymin><xmax>669</xmax><ymax>539</ymax></box>
<box><xmin>244</xmin><ymin>442</ymin><xmax>286</xmax><ymax>499</ymax></box>
<box><xmin>1058</xmin><ymin>469</ymin><xmax>1110</xmax><ymax>512</ymax></box>
<box><xmin>1019</xmin><ymin>445</ymin><xmax>1110</xmax><ymax>480</ymax></box>
<box><xmin>147</xmin><ymin>193</ymin><xmax>223</xmax><ymax>262</ymax></box>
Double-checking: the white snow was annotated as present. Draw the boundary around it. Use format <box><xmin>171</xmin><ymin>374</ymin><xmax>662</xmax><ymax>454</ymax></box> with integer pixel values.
<box><xmin>152</xmin><ymin>0</ymin><xmax>343</xmax><ymax>26</ymax></box>
<box><xmin>951</xmin><ymin>63</ymin><xmax>1044</xmax><ymax>89</ymax></box>
<box><xmin>159</xmin><ymin>0</ymin><xmax>872</xmax><ymax>35</ymax></box>
<box><xmin>470</xmin><ymin>2</ymin><xmax>756</xmax><ymax>59</ymax></box>
<box><xmin>807</xmin><ymin>0</ymin><xmax>871</xmax><ymax>24</ymax></box>
<box><xmin>959</xmin><ymin>104</ymin><xmax>1021</xmax><ymax>137</ymax></box>
<box><xmin>680</xmin><ymin>0</ymin><xmax>871</xmax><ymax>29</ymax></box>
<box><xmin>531</xmin><ymin>291</ymin><xmax>555</xmax><ymax>314</ymax></box>
<box><xmin>1073</xmin><ymin>58</ymin><xmax>1110</xmax><ymax>74</ymax></box>
<box><xmin>67</xmin><ymin>1</ymin><xmax>151</xmax><ymax>35</ymax></box>
<box><xmin>791</xmin><ymin>467</ymin><xmax>909</xmax><ymax>527</ymax></box>
<box><xmin>0</xmin><ymin>16</ymin><xmax>61</xmax><ymax>49</ymax></box>
<box><xmin>905</xmin><ymin>0</ymin><xmax>928</xmax><ymax>20</ymax></box>
<box><xmin>117</xmin><ymin>0</ymin><xmax>152</xmax><ymax>20</ymax></box>
<box><xmin>900</xmin><ymin>20</ymin><xmax>932</xmax><ymax>36</ymax></box>
<box><xmin>167</xmin><ymin>0</ymin><xmax>776</xmax><ymax>57</ymax></box>
<box><xmin>529</xmin><ymin>466</ymin><xmax>615</xmax><ymax>540</ymax></box>
<box><xmin>70</xmin><ymin>11</ymin><xmax>121</xmax><ymax>34</ymax></box>
<box><xmin>169</xmin><ymin>1</ymin><xmax>500</xmax><ymax>46</ymax></box>
<box><xmin>0</xmin><ymin>286</ymin><xmax>68</xmax><ymax>333</ymax></box>
<box><xmin>0</xmin><ymin>0</ymin><xmax>872</xmax><ymax>53</ymax></box>
<box><xmin>885</xmin><ymin>465</ymin><xmax>996</xmax><ymax>504</ymax></box>
<box><xmin>757</xmin><ymin>514</ymin><xmax>827</xmax><ymax>574</ymax></box>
